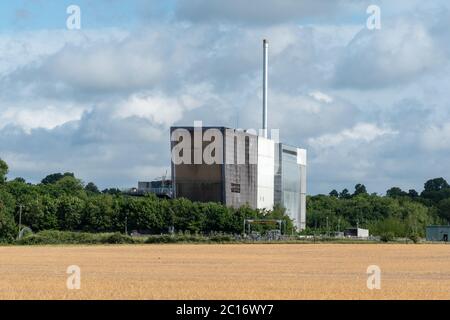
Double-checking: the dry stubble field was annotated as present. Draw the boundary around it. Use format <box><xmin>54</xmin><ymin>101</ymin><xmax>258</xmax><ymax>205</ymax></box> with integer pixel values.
<box><xmin>0</xmin><ymin>244</ymin><xmax>450</xmax><ymax>300</ymax></box>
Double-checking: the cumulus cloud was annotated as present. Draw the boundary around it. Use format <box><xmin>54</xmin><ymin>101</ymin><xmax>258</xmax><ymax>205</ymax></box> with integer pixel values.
<box><xmin>2</xmin><ymin>1</ymin><xmax>450</xmax><ymax>194</ymax></box>
<box><xmin>0</xmin><ymin>105</ymin><xmax>84</xmax><ymax>133</ymax></box>
<box><xmin>309</xmin><ymin>91</ymin><xmax>333</xmax><ymax>103</ymax></box>
<box><xmin>308</xmin><ymin>123</ymin><xmax>398</xmax><ymax>149</ymax></box>
<box><xmin>421</xmin><ymin>124</ymin><xmax>450</xmax><ymax>151</ymax></box>
<box><xmin>333</xmin><ymin>19</ymin><xmax>443</xmax><ymax>89</ymax></box>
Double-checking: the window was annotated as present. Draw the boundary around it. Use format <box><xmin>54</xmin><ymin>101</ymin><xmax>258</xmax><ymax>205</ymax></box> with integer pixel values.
<box><xmin>231</xmin><ymin>183</ymin><xmax>241</xmax><ymax>193</ymax></box>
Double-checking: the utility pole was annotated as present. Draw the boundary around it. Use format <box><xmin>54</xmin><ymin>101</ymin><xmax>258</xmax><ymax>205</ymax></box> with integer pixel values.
<box><xmin>124</xmin><ymin>214</ymin><xmax>128</xmax><ymax>235</ymax></box>
<box><xmin>326</xmin><ymin>216</ymin><xmax>329</xmax><ymax>237</ymax></box>
<box><xmin>17</xmin><ymin>204</ymin><xmax>23</xmax><ymax>240</ymax></box>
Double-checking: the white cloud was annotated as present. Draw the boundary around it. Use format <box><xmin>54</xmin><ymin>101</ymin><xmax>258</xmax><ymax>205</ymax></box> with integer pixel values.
<box><xmin>421</xmin><ymin>124</ymin><xmax>450</xmax><ymax>151</ymax></box>
<box><xmin>114</xmin><ymin>92</ymin><xmax>185</xmax><ymax>127</ymax></box>
<box><xmin>334</xmin><ymin>19</ymin><xmax>443</xmax><ymax>89</ymax></box>
<box><xmin>2</xmin><ymin>1</ymin><xmax>450</xmax><ymax>194</ymax></box>
<box><xmin>309</xmin><ymin>91</ymin><xmax>333</xmax><ymax>103</ymax></box>
<box><xmin>308</xmin><ymin>123</ymin><xmax>398</xmax><ymax>149</ymax></box>
<box><xmin>0</xmin><ymin>104</ymin><xmax>85</xmax><ymax>133</ymax></box>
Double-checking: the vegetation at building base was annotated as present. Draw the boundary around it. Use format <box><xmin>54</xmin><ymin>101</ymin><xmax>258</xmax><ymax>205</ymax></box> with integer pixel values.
<box><xmin>0</xmin><ymin>158</ymin><xmax>292</xmax><ymax>244</ymax></box>
<box><xmin>306</xmin><ymin>178</ymin><xmax>450</xmax><ymax>241</ymax></box>
<box><xmin>0</xmin><ymin>157</ymin><xmax>449</xmax><ymax>244</ymax></box>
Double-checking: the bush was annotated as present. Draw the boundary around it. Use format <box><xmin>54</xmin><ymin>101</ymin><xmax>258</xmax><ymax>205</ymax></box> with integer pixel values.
<box><xmin>144</xmin><ymin>234</ymin><xmax>234</xmax><ymax>244</ymax></box>
<box><xmin>101</xmin><ymin>232</ymin><xmax>135</xmax><ymax>244</ymax></box>
<box><xmin>380</xmin><ymin>232</ymin><xmax>395</xmax><ymax>242</ymax></box>
<box><xmin>145</xmin><ymin>235</ymin><xmax>179</xmax><ymax>244</ymax></box>
<box><xmin>209</xmin><ymin>234</ymin><xmax>233</xmax><ymax>243</ymax></box>
<box><xmin>17</xmin><ymin>230</ymin><xmax>99</xmax><ymax>245</ymax></box>
<box><xmin>408</xmin><ymin>233</ymin><xmax>420</xmax><ymax>244</ymax></box>
<box><xmin>16</xmin><ymin>230</ymin><xmax>136</xmax><ymax>245</ymax></box>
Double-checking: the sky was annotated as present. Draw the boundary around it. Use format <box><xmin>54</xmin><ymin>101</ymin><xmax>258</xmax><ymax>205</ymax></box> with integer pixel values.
<box><xmin>1</xmin><ymin>0</ymin><xmax>450</xmax><ymax>195</ymax></box>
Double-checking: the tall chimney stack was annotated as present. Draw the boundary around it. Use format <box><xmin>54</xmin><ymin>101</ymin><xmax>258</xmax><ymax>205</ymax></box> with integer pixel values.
<box><xmin>262</xmin><ymin>39</ymin><xmax>268</xmax><ymax>138</ymax></box>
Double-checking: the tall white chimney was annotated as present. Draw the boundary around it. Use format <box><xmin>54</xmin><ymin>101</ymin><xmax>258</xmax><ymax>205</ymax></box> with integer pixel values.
<box><xmin>262</xmin><ymin>39</ymin><xmax>268</xmax><ymax>138</ymax></box>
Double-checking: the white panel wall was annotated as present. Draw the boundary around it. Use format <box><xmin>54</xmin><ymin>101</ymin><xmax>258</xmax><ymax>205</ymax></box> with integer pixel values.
<box><xmin>257</xmin><ymin>137</ymin><xmax>275</xmax><ymax>210</ymax></box>
<box><xmin>298</xmin><ymin>148</ymin><xmax>307</xmax><ymax>231</ymax></box>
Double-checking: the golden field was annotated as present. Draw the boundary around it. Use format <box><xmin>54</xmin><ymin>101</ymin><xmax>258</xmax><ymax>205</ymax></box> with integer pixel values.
<box><xmin>0</xmin><ymin>244</ymin><xmax>450</xmax><ymax>300</ymax></box>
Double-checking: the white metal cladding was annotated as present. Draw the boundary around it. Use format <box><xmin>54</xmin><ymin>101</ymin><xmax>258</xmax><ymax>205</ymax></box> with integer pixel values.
<box><xmin>357</xmin><ymin>228</ymin><xmax>369</xmax><ymax>238</ymax></box>
<box><xmin>298</xmin><ymin>148</ymin><xmax>307</xmax><ymax>230</ymax></box>
<box><xmin>297</xmin><ymin>148</ymin><xmax>307</xmax><ymax>166</ymax></box>
<box><xmin>272</xmin><ymin>144</ymin><xmax>307</xmax><ymax>231</ymax></box>
<box><xmin>257</xmin><ymin>136</ymin><xmax>275</xmax><ymax>211</ymax></box>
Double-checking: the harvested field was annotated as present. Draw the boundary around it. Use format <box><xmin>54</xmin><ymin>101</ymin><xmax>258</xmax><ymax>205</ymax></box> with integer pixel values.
<box><xmin>0</xmin><ymin>244</ymin><xmax>449</xmax><ymax>300</ymax></box>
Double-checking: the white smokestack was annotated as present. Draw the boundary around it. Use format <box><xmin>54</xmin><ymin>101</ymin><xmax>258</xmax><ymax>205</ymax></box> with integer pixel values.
<box><xmin>262</xmin><ymin>39</ymin><xmax>268</xmax><ymax>138</ymax></box>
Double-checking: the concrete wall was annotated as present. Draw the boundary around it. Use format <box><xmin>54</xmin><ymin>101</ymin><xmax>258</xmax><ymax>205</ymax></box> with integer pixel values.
<box><xmin>223</xmin><ymin>129</ymin><xmax>257</xmax><ymax>209</ymax></box>
<box><xmin>171</xmin><ymin>127</ymin><xmax>225</xmax><ymax>203</ymax></box>
<box><xmin>171</xmin><ymin>127</ymin><xmax>258</xmax><ymax>209</ymax></box>
<box><xmin>257</xmin><ymin>137</ymin><xmax>275</xmax><ymax>210</ymax></box>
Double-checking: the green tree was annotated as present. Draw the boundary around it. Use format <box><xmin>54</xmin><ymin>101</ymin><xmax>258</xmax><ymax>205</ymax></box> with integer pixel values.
<box><xmin>421</xmin><ymin>178</ymin><xmax>450</xmax><ymax>203</ymax></box>
<box><xmin>102</xmin><ymin>188</ymin><xmax>122</xmax><ymax>195</ymax></box>
<box><xmin>424</xmin><ymin>177</ymin><xmax>449</xmax><ymax>192</ymax></box>
<box><xmin>0</xmin><ymin>188</ymin><xmax>17</xmax><ymax>242</ymax></box>
<box><xmin>41</xmin><ymin>172</ymin><xmax>75</xmax><ymax>185</ymax></box>
<box><xmin>339</xmin><ymin>188</ymin><xmax>351</xmax><ymax>199</ymax></box>
<box><xmin>54</xmin><ymin>176</ymin><xmax>84</xmax><ymax>196</ymax></box>
<box><xmin>82</xmin><ymin>195</ymin><xmax>118</xmax><ymax>232</ymax></box>
<box><xmin>0</xmin><ymin>159</ymin><xmax>8</xmax><ymax>183</ymax></box>
<box><xmin>329</xmin><ymin>190</ymin><xmax>339</xmax><ymax>197</ymax></box>
<box><xmin>85</xmin><ymin>182</ymin><xmax>100</xmax><ymax>194</ymax></box>
<box><xmin>386</xmin><ymin>187</ymin><xmax>407</xmax><ymax>198</ymax></box>
<box><xmin>408</xmin><ymin>189</ymin><xmax>419</xmax><ymax>198</ymax></box>
<box><xmin>353</xmin><ymin>184</ymin><xmax>368</xmax><ymax>196</ymax></box>
<box><xmin>437</xmin><ymin>198</ymin><xmax>450</xmax><ymax>222</ymax></box>
<box><xmin>57</xmin><ymin>196</ymin><xmax>84</xmax><ymax>230</ymax></box>
<box><xmin>0</xmin><ymin>204</ymin><xmax>16</xmax><ymax>242</ymax></box>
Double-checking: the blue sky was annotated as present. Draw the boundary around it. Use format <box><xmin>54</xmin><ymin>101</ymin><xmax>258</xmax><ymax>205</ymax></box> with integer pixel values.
<box><xmin>1</xmin><ymin>0</ymin><xmax>450</xmax><ymax>195</ymax></box>
<box><xmin>0</xmin><ymin>0</ymin><xmax>143</xmax><ymax>30</ymax></box>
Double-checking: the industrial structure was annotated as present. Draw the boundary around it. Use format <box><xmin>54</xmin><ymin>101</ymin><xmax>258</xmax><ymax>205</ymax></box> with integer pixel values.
<box><xmin>137</xmin><ymin>180</ymin><xmax>173</xmax><ymax>198</ymax></box>
<box><xmin>426</xmin><ymin>225</ymin><xmax>450</xmax><ymax>242</ymax></box>
<box><xmin>344</xmin><ymin>228</ymin><xmax>369</xmax><ymax>239</ymax></box>
<box><xmin>170</xmin><ymin>40</ymin><xmax>307</xmax><ymax>230</ymax></box>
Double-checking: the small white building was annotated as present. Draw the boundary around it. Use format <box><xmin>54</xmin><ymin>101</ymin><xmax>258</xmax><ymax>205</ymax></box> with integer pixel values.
<box><xmin>344</xmin><ymin>228</ymin><xmax>369</xmax><ymax>238</ymax></box>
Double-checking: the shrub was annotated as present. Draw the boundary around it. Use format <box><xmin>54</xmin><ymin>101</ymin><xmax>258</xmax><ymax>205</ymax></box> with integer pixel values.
<box><xmin>16</xmin><ymin>230</ymin><xmax>138</xmax><ymax>245</ymax></box>
<box><xmin>209</xmin><ymin>234</ymin><xmax>233</xmax><ymax>243</ymax></box>
<box><xmin>380</xmin><ymin>232</ymin><xmax>395</xmax><ymax>242</ymax></box>
<box><xmin>101</xmin><ymin>232</ymin><xmax>135</xmax><ymax>244</ymax></box>
<box><xmin>17</xmin><ymin>230</ymin><xmax>99</xmax><ymax>245</ymax></box>
<box><xmin>145</xmin><ymin>235</ymin><xmax>178</xmax><ymax>244</ymax></box>
<box><xmin>408</xmin><ymin>233</ymin><xmax>420</xmax><ymax>244</ymax></box>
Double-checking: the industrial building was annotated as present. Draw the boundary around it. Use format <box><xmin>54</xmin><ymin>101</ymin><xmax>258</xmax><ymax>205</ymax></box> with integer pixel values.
<box><xmin>170</xmin><ymin>40</ymin><xmax>307</xmax><ymax>230</ymax></box>
<box><xmin>344</xmin><ymin>228</ymin><xmax>369</xmax><ymax>239</ymax></box>
<box><xmin>170</xmin><ymin>126</ymin><xmax>306</xmax><ymax>229</ymax></box>
<box><xmin>137</xmin><ymin>180</ymin><xmax>173</xmax><ymax>198</ymax></box>
<box><xmin>426</xmin><ymin>225</ymin><xmax>450</xmax><ymax>242</ymax></box>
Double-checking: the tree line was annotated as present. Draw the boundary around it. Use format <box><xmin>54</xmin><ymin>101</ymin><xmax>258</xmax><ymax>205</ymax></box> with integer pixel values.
<box><xmin>0</xmin><ymin>159</ymin><xmax>291</xmax><ymax>243</ymax></box>
<box><xmin>1</xmin><ymin>157</ymin><xmax>449</xmax><ymax>242</ymax></box>
<box><xmin>307</xmin><ymin>178</ymin><xmax>450</xmax><ymax>239</ymax></box>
